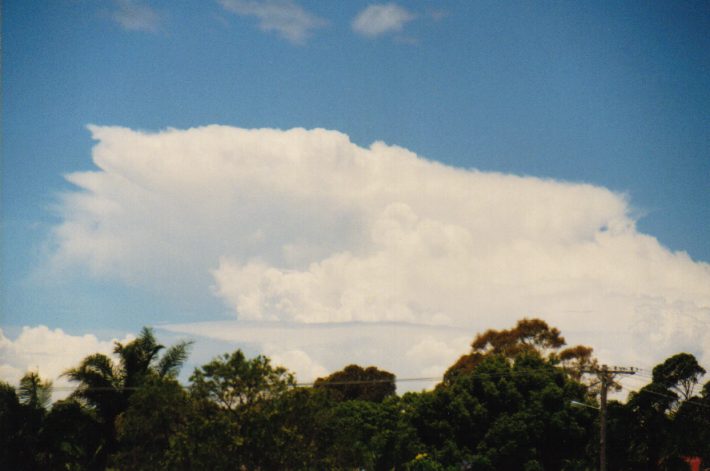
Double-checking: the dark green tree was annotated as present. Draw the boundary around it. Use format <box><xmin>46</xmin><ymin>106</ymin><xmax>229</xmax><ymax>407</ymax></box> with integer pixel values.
<box><xmin>471</xmin><ymin>318</ymin><xmax>566</xmax><ymax>358</ymax></box>
<box><xmin>316</xmin><ymin>395</ymin><xmax>417</xmax><ymax>470</ymax></box>
<box><xmin>668</xmin><ymin>385</ymin><xmax>710</xmax><ymax>468</ymax></box>
<box><xmin>443</xmin><ymin>352</ymin><xmax>486</xmax><ymax>385</ymax></box>
<box><xmin>446</xmin><ymin>318</ymin><xmax>598</xmax><ymax>387</ymax></box>
<box><xmin>63</xmin><ymin>327</ymin><xmax>192</xmax><ymax>468</ymax></box>
<box><xmin>65</xmin><ymin>327</ymin><xmax>192</xmax><ymax>418</ymax></box>
<box><xmin>0</xmin><ymin>380</ymin><xmax>35</xmax><ymax>470</ymax></box>
<box><xmin>621</xmin><ymin>353</ymin><xmax>707</xmax><ymax>470</ymax></box>
<box><xmin>251</xmin><ymin>387</ymin><xmax>335</xmax><ymax>468</ymax></box>
<box><xmin>190</xmin><ymin>349</ymin><xmax>294</xmax><ymax>411</ymax></box>
<box><xmin>0</xmin><ymin>374</ymin><xmax>53</xmax><ymax>470</ymax></box>
<box><xmin>111</xmin><ymin>376</ymin><xmax>194</xmax><ymax>470</ymax></box>
<box><xmin>651</xmin><ymin>353</ymin><xmax>705</xmax><ymax>403</ymax></box>
<box><xmin>314</xmin><ymin>364</ymin><xmax>396</xmax><ymax>402</ymax></box>
<box><xmin>37</xmin><ymin>398</ymin><xmax>103</xmax><ymax>470</ymax></box>
<box><xmin>187</xmin><ymin>349</ymin><xmax>296</xmax><ymax>469</ymax></box>
<box><xmin>470</xmin><ymin>354</ymin><xmax>592</xmax><ymax>470</ymax></box>
<box><xmin>413</xmin><ymin>351</ymin><xmax>593</xmax><ymax>469</ymax></box>
<box><xmin>18</xmin><ymin>371</ymin><xmax>53</xmax><ymax>410</ymax></box>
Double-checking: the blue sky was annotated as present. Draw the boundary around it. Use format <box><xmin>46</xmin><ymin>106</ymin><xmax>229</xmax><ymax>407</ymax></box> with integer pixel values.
<box><xmin>2</xmin><ymin>1</ymin><xmax>709</xmax><ymax>391</ymax></box>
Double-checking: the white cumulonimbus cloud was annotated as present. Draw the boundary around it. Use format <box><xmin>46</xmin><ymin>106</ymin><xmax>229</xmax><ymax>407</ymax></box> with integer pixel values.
<box><xmin>265</xmin><ymin>347</ymin><xmax>328</xmax><ymax>383</ymax></box>
<box><xmin>49</xmin><ymin>125</ymin><xmax>710</xmax><ymax>378</ymax></box>
<box><xmin>352</xmin><ymin>3</ymin><xmax>415</xmax><ymax>38</ymax></box>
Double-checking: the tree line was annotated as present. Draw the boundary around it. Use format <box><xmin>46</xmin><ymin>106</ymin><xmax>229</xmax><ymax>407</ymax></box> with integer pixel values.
<box><xmin>1</xmin><ymin>319</ymin><xmax>708</xmax><ymax>470</ymax></box>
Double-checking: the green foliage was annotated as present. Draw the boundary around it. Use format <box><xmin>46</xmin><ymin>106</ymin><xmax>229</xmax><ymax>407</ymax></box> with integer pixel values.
<box><xmin>186</xmin><ymin>349</ymin><xmax>297</xmax><ymax>469</ymax></box>
<box><xmin>5</xmin><ymin>320</ymin><xmax>708</xmax><ymax>470</ymax></box>
<box><xmin>314</xmin><ymin>364</ymin><xmax>396</xmax><ymax>402</ymax></box>
<box><xmin>471</xmin><ymin>318</ymin><xmax>566</xmax><ymax>358</ymax></box>
<box><xmin>245</xmin><ymin>387</ymin><xmax>334</xmax><ymax>468</ymax></box>
<box><xmin>447</xmin><ymin>318</ymin><xmax>598</xmax><ymax>391</ymax></box>
<box><xmin>173</xmin><ymin>397</ymin><xmax>243</xmax><ymax>470</ymax></box>
<box><xmin>111</xmin><ymin>377</ymin><xmax>192</xmax><ymax>470</ymax></box>
<box><xmin>319</xmin><ymin>397</ymin><xmax>403</xmax><ymax>469</ymax></box>
<box><xmin>65</xmin><ymin>356</ymin><xmax>125</xmax><ymax>421</ymax></box>
<box><xmin>0</xmin><ymin>378</ymin><xmax>48</xmax><ymax>470</ymax></box>
<box><xmin>157</xmin><ymin>340</ymin><xmax>193</xmax><ymax>378</ymax></box>
<box><xmin>18</xmin><ymin>371</ymin><xmax>53</xmax><ymax>410</ymax></box>
<box><xmin>62</xmin><ymin>327</ymin><xmax>193</xmax><ymax>468</ymax></box>
<box><xmin>413</xmin><ymin>353</ymin><xmax>593</xmax><ymax>470</ymax></box>
<box><xmin>617</xmin><ymin>353</ymin><xmax>709</xmax><ymax>470</ymax></box>
<box><xmin>406</xmin><ymin>453</ymin><xmax>445</xmax><ymax>470</ymax></box>
<box><xmin>64</xmin><ymin>328</ymin><xmax>193</xmax><ymax>412</ymax></box>
<box><xmin>651</xmin><ymin>352</ymin><xmax>706</xmax><ymax>402</ymax></box>
<box><xmin>37</xmin><ymin>399</ymin><xmax>103</xmax><ymax>470</ymax></box>
<box><xmin>669</xmin><ymin>390</ymin><xmax>710</xmax><ymax>465</ymax></box>
<box><xmin>114</xmin><ymin>326</ymin><xmax>164</xmax><ymax>388</ymax></box>
<box><xmin>0</xmin><ymin>381</ymin><xmax>26</xmax><ymax>469</ymax></box>
<box><xmin>190</xmin><ymin>349</ymin><xmax>294</xmax><ymax>412</ymax></box>
<box><xmin>443</xmin><ymin>352</ymin><xmax>485</xmax><ymax>385</ymax></box>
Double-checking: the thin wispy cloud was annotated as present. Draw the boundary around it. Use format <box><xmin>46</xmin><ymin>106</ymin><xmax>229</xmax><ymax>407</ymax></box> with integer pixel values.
<box><xmin>111</xmin><ymin>0</ymin><xmax>162</xmax><ymax>33</ymax></box>
<box><xmin>163</xmin><ymin>321</ymin><xmax>472</xmax><ymax>390</ymax></box>
<box><xmin>218</xmin><ymin>0</ymin><xmax>326</xmax><ymax>44</ymax></box>
<box><xmin>352</xmin><ymin>3</ymin><xmax>415</xmax><ymax>38</ymax></box>
<box><xmin>428</xmin><ymin>9</ymin><xmax>449</xmax><ymax>22</ymax></box>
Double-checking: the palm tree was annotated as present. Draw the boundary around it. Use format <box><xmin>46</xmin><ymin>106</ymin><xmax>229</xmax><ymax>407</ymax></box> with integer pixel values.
<box><xmin>18</xmin><ymin>371</ymin><xmax>53</xmax><ymax>410</ymax></box>
<box><xmin>63</xmin><ymin>327</ymin><xmax>192</xmax><ymax>466</ymax></box>
<box><xmin>65</xmin><ymin>326</ymin><xmax>192</xmax><ymax>411</ymax></box>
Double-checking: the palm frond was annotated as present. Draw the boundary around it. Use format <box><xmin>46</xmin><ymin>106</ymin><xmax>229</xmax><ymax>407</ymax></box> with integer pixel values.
<box><xmin>18</xmin><ymin>371</ymin><xmax>53</xmax><ymax>409</ymax></box>
<box><xmin>157</xmin><ymin>340</ymin><xmax>194</xmax><ymax>378</ymax></box>
<box><xmin>63</xmin><ymin>353</ymin><xmax>118</xmax><ymax>390</ymax></box>
<box><xmin>116</xmin><ymin>326</ymin><xmax>165</xmax><ymax>385</ymax></box>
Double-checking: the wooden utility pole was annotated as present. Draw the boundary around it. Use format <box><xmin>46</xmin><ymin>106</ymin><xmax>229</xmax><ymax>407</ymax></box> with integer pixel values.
<box><xmin>594</xmin><ymin>365</ymin><xmax>637</xmax><ymax>471</ymax></box>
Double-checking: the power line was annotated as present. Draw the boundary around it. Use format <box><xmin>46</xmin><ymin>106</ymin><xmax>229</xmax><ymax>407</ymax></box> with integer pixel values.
<box><xmin>21</xmin><ymin>366</ymin><xmax>635</xmax><ymax>392</ymax></box>
<box><xmin>16</xmin><ymin>364</ymin><xmax>707</xmax><ymax>403</ymax></box>
<box><xmin>295</xmin><ymin>376</ymin><xmax>439</xmax><ymax>387</ymax></box>
<box><xmin>31</xmin><ymin>380</ymin><xmax>710</xmax><ymax>412</ymax></box>
<box><xmin>618</xmin><ymin>384</ymin><xmax>710</xmax><ymax>410</ymax></box>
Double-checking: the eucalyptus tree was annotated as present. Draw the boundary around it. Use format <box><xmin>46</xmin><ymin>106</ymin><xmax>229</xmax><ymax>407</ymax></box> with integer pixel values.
<box><xmin>620</xmin><ymin>353</ymin><xmax>707</xmax><ymax>470</ymax></box>
<box><xmin>444</xmin><ymin>318</ymin><xmax>597</xmax><ymax>387</ymax></box>
<box><xmin>417</xmin><ymin>320</ymin><xmax>595</xmax><ymax>469</ymax></box>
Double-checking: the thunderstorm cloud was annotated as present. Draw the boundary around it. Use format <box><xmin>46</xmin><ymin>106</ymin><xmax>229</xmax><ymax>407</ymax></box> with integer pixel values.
<box><xmin>43</xmin><ymin>125</ymin><xmax>710</xmax><ymax>383</ymax></box>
